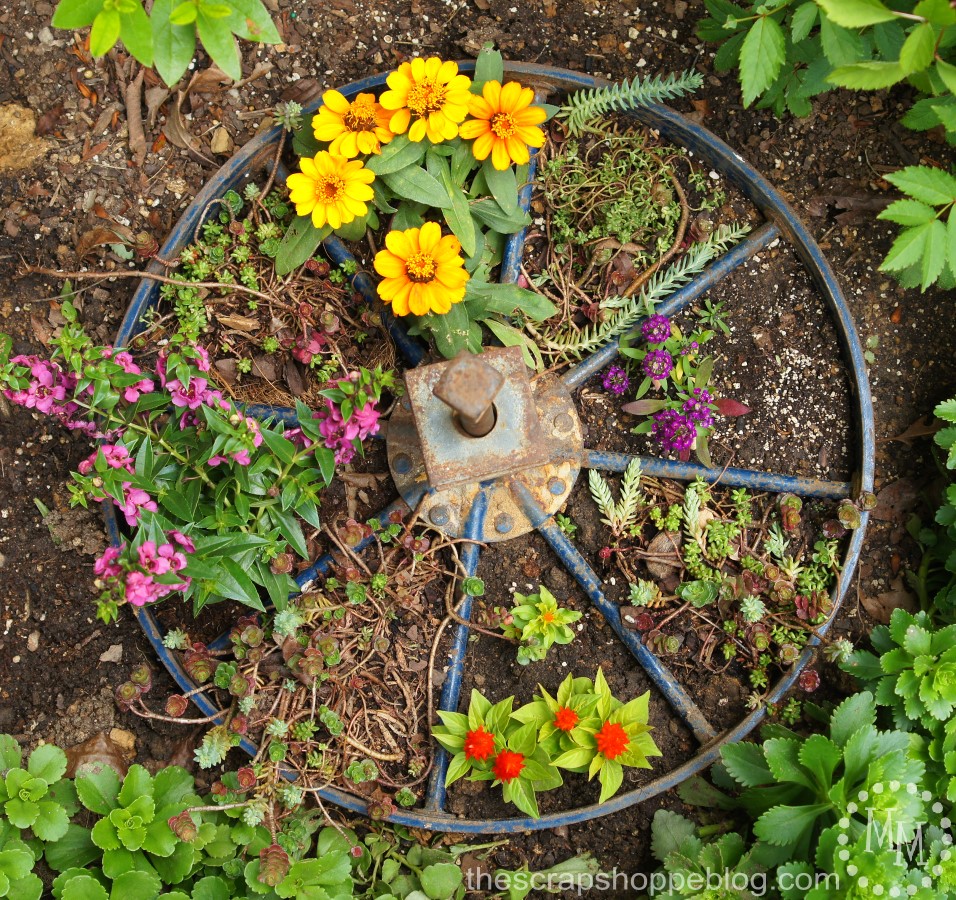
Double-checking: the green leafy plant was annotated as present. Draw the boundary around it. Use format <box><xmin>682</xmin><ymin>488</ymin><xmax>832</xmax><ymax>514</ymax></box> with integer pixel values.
<box><xmin>588</xmin><ymin>457</ymin><xmax>645</xmax><ymax>540</ymax></box>
<box><xmin>0</xmin><ymin>737</ymin><xmax>75</xmax><ymax>845</ymax></box>
<box><xmin>51</xmin><ymin>0</ymin><xmax>280</xmax><ymax>84</ymax></box>
<box><xmin>497</xmin><ymin>585</ymin><xmax>582</xmax><ymax>664</ymax></box>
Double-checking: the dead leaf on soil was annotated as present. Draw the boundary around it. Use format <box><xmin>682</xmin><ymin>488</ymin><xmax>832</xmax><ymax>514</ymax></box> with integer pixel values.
<box><xmin>216</xmin><ymin>313</ymin><xmax>259</xmax><ymax>332</ymax></box>
<box><xmin>35</xmin><ymin>103</ymin><xmax>65</xmax><ymax>137</ymax></box>
<box><xmin>31</xmin><ymin>310</ymin><xmax>53</xmax><ymax>347</ymax></box>
<box><xmin>0</xmin><ymin>103</ymin><xmax>52</xmax><ymax>173</ymax></box>
<box><xmin>214</xmin><ymin>358</ymin><xmax>238</xmax><ymax>385</ymax></box>
<box><xmin>165</xmin><ymin>735</ymin><xmax>196</xmax><ymax>770</ymax></box>
<box><xmin>65</xmin><ymin>731</ymin><xmax>130</xmax><ymax>777</ymax></box>
<box><xmin>251</xmin><ymin>355</ymin><xmax>277</xmax><ymax>381</ymax></box>
<box><xmin>75</xmin><ymin>225</ymin><xmax>130</xmax><ymax>261</ymax></box>
<box><xmin>164</xmin><ymin>92</ymin><xmax>215</xmax><ymax>167</ymax></box>
<box><xmin>871</xmin><ymin>478</ymin><xmax>921</xmax><ymax>524</ymax></box>
<box><xmin>99</xmin><ymin>643</ymin><xmax>124</xmax><ymax>663</ymax></box>
<box><xmin>186</xmin><ymin>65</ymin><xmax>233</xmax><ymax>94</ymax></box>
<box><xmin>283</xmin><ymin>358</ymin><xmax>306</xmax><ymax>397</ymax></box>
<box><xmin>880</xmin><ymin>415</ymin><xmax>942</xmax><ymax>447</ymax></box>
<box><xmin>643</xmin><ymin>531</ymin><xmax>682</xmax><ymax>580</ymax></box>
<box><xmin>860</xmin><ymin>576</ymin><xmax>918</xmax><ymax>624</ymax></box>
<box><xmin>145</xmin><ymin>86</ymin><xmax>171</xmax><ymax>129</ymax></box>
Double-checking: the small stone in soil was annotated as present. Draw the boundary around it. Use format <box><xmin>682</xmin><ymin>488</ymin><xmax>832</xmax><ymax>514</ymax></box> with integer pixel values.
<box><xmin>99</xmin><ymin>644</ymin><xmax>123</xmax><ymax>663</ymax></box>
<box><xmin>27</xmin><ymin>630</ymin><xmax>39</xmax><ymax>651</ymax></box>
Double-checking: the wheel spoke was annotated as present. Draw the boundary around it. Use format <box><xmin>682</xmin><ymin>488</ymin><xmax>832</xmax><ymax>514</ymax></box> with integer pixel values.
<box><xmin>582</xmin><ymin>449</ymin><xmax>851</xmax><ymax>501</ymax></box>
<box><xmin>499</xmin><ymin>145</ymin><xmax>540</xmax><ymax>285</ymax></box>
<box><xmin>509</xmin><ymin>480</ymin><xmax>716</xmax><ymax>743</ymax></box>
<box><xmin>562</xmin><ymin>222</ymin><xmax>781</xmax><ymax>391</ymax></box>
<box><xmin>424</xmin><ymin>489</ymin><xmax>490</xmax><ymax>811</ymax></box>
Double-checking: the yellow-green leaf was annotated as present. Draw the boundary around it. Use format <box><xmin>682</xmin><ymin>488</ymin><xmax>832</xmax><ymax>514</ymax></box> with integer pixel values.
<box><xmin>739</xmin><ymin>15</ymin><xmax>786</xmax><ymax>106</ymax></box>
<box><xmin>816</xmin><ymin>0</ymin><xmax>896</xmax><ymax>28</ymax></box>
<box><xmin>900</xmin><ymin>22</ymin><xmax>937</xmax><ymax>75</ymax></box>
<box><xmin>89</xmin><ymin>8</ymin><xmax>121</xmax><ymax>56</ymax></box>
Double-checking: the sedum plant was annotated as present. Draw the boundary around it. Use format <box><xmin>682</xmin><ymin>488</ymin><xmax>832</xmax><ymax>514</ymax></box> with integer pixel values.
<box><xmin>498</xmin><ymin>585</ymin><xmax>582</xmax><ymax>664</ymax></box>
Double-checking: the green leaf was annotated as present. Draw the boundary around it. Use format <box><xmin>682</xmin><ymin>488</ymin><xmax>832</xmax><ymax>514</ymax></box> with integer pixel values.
<box><xmin>505</xmin><ymin>778</ymin><xmax>539</xmax><ymax>818</ymax></box>
<box><xmin>790</xmin><ymin>2</ymin><xmax>818</xmax><ymax>43</ymax></box>
<box><xmin>32</xmin><ymin>800</ymin><xmax>70</xmax><ymax>841</ymax></box>
<box><xmin>0</xmin><ymin>734</ymin><xmax>21</xmax><ymax>771</ymax></box>
<box><xmin>45</xmin><ymin>825</ymin><xmax>99</xmax><ymax>872</ymax></box>
<box><xmin>465</xmin><ymin>280</ymin><xmax>556</xmax><ymax>321</ymax></box>
<box><xmin>763</xmin><ymin>738</ymin><xmax>815</xmax><ymax>789</ymax></box>
<box><xmin>53</xmin><ymin>0</ymin><xmax>105</xmax><ymax>28</ymax></box>
<box><xmin>900</xmin><ymin>22</ymin><xmax>938</xmax><ymax>74</ymax></box>
<box><xmin>878</xmin><ymin>198</ymin><xmax>936</xmax><ymax>226</ymax></box>
<box><xmin>119</xmin><ymin>1</ymin><xmax>153</xmax><ymax>67</ymax></box>
<box><xmin>28</xmin><ymin>744</ymin><xmax>67</xmax><ymax>784</ymax></box>
<box><xmin>366</xmin><ymin>134</ymin><xmax>427</xmax><ymax>175</ymax></box>
<box><xmin>169</xmin><ymin>1</ymin><xmax>197</xmax><ymax>25</ymax></box>
<box><xmin>439</xmin><ymin>176</ymin><xmax>476</xmax><ymax>257</ymax></box>
<box><xmin>76</xmin><ymin>764</ymin><xmax>121</xmax><ymax>815</ymax></box>
<box><xmin>419</xmin><ymin>862</ymin><xmax>463</xmax><ymax>900</ymax></box>
<box><xmin>469</xmin><ymin>198</ymin><xmax>531</xmax><ymax>234</ymax></box>
<box><xmin>936</xmin><ymin>58</ymin><xmax>956</xmax><ymax>95</ymax></box>
<box><xmin>816</xmin><ymin>0</ymin><xmax>896</xmax><ymax>28</ymax></box>
<box><xmin>820</xmin><ymin>16</ymin><xmax>865</xmax><ymax>66</ymax></box>
<box><xmin>152</xmin><ymin>766</ymin><xmax>195</xmax><ymax>807</ymax></box>
<box><xmin>880</xmin><ymin>221</ymin><xmax>937</xmax><ymax>273</ymax></box>
<box><xmin>720</xmin><ymin>741</ymin><xmax>772</xmax><ymax>787</ymax></box>
<box><xmin>947</xmin><ymin>207</ymin><xmax>956</xmax><ymax>271</ymax></box>
<box><xmin>196</xmin><ymin>9</ymin><xmax>241</xmax><ymax>81</ymax></box>
<box><xmin>481</xmin><ymin>159</ymin><xmax>519</xmax><ymax>214</ymax></box>
<box><xmin>828</xmin><ymin>61</ymin><xmax>905</xmax><ymax>89</ymax></box>
<box><xmin>598</xmin><ymin>758</ymin><xmax>624</xmax><ymax>802</ymax></box>
<box><xmin>270</xmin><ymin>507</ymin><xmax>308</xmax><ymax>560</ymax></box>
<box><xmin>919</xmin><ymin>217</ymin><xmax>949</xmax><ymax>288</ymax></box>
<box><xmin>109</xmin><ymin>869</ymin><xmax>161</xmax><ymax>900</ymax></box>
<box><xmin>215</xmin><ymin>559</ymin><xmax>266</xmax><ymax>610</ymax></box>
<box><xmin>885</xmin><ymin>165</ymin><xmax>956</xmax><ymax>204</ymax></box>
<box><xmin>259</xmin><ymin>428</ymin><xmax>298</xmax><ymax>465</ymax></box>
<box><xmin>482</xmin><ymin>319</ymin><xmax>545</xmax><ymax>372</ymax></box>
<box><xmin>829</xmin><ymin>691</ymin><xmax>876</xmax><ymax>747</ymax></box>
<box><xmin>739</xmin><ymin>16</ymin><xmax>786</xmax><ymax>106</ymax></box>
<box><xmin>752</xmin><ymin>802</ymin><xmax>831</xmax><ymax>847</ymax></box>
<box><xmin>89</xmin><ymin>8</ymin><xmax>121</xmax><ymax>56</ymax></box>
<box><xmin>650</xmin><ymin>810</ymin><xmax>697</xmax><ymax>862</ymax></box>
<box><xmin>225</xmin><ymin>0</ymin><xmax>281</xmax><ymax>43</ymax></box>
<box><xmin>275</xmin><ymin>216</ymin><xmax>331</xmax><ymax>276</ymax></box>
<box><xmin>151</xmin><ymin>0</ymin><xmax>196</xmax><ymax>86</ymax></box>
<box><xmin>61</xmin><ymin>875</ymin><xmax>109</xmax><ymax>900</ymax></box>
<box><xmin>118</xmin><ymin>765</ymin><xmax>153</xmax><ymax>808</ymax></box>
<box><xmin>474</xmin><ymin>45</ymin><xmax>504</xmax><ymax>85</ymax></box>
<box><xmin>381</xmin><ymin>166</ymin><xmax>451</xmax><ymax>208</ymax></box>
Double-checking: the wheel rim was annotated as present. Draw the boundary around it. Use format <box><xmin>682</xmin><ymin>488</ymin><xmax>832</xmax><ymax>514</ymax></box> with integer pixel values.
<box><xmin>107</xmin><ymin>63</ymin><xmax>874</xmax><ymax>833</ymax></box>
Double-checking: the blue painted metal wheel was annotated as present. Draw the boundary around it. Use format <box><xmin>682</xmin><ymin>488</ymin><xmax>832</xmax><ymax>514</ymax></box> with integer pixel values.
<box><xmin>109</xmin><ymin>62</ymin><xmax>874</xmax><ymax>833</ymax></box>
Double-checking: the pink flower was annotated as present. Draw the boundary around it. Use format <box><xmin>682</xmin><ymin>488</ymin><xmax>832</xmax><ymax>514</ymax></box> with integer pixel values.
<box><xmin>138</xmin><ymin>541</ymin><xmax>172</xmax><ymax>575</ymax></box>
<box><xmin>113</xmin><ymin>351</ymin><xmax>141</xmax><ymax>375</ymax></box>
<box><xmin>284</xmin><ymin>427</ymin><xmax>313</xmax><ymax>449</ymax></box>
<box><xmin>157</xmin><ymin>542</ymin><xmax>187</xmax><ymax>573</ymax></box>
<box><xmin>168</xmin><ymin>376</ymin><xmax>208</xmax><ymax>410</ymax></box>
<box><xmin>116</xmin><ymin>483</ymin><xmax>157</xmax><ymax>526</ymax></box>
<box><xmin>191</xmin><ymin>345</ymin><xmax>211</xmax><ymax>372</ymax></box>
<box><xmin>243</xmin><ymin>417</ymin><xmax>263</xmax><ymax>449</ymax></box>
<box><xmin>232</xmin><ymin>449</ymin><xmax>251</xmax><ymax>466</ymax></box>
<box><xmin>169</xmin><ymin>530</ymin><xmax>196</xmax><ymax>554</ymax></box>
<box><xmin>124</xmin><ymin>571</ymin><xmax>165</xmax><ymax>607</ymax></box>
<box><xmin>123</xmin><ymin>378</ymin><xmax>154</xmax><ymax>403</ymax></box>
<box><xmin>351</xmin><ymin>402</ymin><xmax>380</xmax><ymax>440</ymax></box>
<box><xmin>313</xmin><ymin>398</ymin><xmax>380</xmax><ymax>465</ymax></box>
<box><xmin>94</xmin><ymin>546</ymin><xmax>123</xmax><ymax>579</ymax></box>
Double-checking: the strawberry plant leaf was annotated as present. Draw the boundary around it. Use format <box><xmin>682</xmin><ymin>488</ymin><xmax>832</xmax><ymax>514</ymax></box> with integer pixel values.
<box><xmin>828</xmin><ymin>61</ymin><xmax>905</xmax><ymax>90</ymax></box>
<box><xmin>739</xmin><ymin>16</ymin><xmax>786</xmax><ymax>107</ymax></box>
<box><xmin>820</xmin><ymin>16</ymin><xmax>865</xmax><ymax>67</ymax></box>
<box><xmin>790</xmin><ymin>2</ymin><xmax>818</xmax><ymax>43</ymax></box>
<box><xmin>920</xmin><ymin>218</ymin><xmax>948</xmax><ymax>289</ymax></box>
<box><xmin>877</xmin><ymin>198</ymin><xmax>936</xmax><ymax>226</ymax></box>
<box><xmin>900</xmin><ymin>22</ymin><xmax>938</xmax><ymax>75</ymax></box>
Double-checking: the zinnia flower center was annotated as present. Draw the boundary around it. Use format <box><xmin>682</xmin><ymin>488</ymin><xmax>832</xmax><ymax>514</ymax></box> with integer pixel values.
<box><xmin>405</xmin><ymin>251</ymin><xmax>437</xmax><ymax>283</ymax></box>
<box><xmin>490</xmin><ymin>111</ymin><xmax>517</xmax><ymax>138</ymax></box>
<box><xmin>596</xmin><ymin>722</ymin><xmax>630</xmax><ymax>761</ymax></box>
<box><xmin>314</xmin><ymin>174</ymin><xmax>346</xmax><ymax>203</ymax></box>
<box><xmin>344</xmin><ymin>97</ymin><xmax>378</xmax><ymax>132</ymax></box>
<box><xmin>407</xmin><ymin>80</ymin><xmax>447</xmax><ymax>117</ymax></box>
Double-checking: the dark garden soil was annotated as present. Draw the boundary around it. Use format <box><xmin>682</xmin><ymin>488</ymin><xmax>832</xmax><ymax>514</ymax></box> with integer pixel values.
<box><xmin>1</xmin><ymin>0</ymin><xmax>956</xmax><ymax>891</ymax></box>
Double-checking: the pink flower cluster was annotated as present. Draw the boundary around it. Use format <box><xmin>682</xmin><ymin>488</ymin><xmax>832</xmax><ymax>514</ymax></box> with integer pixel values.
<box><xmin>3</xmin><ymin>355</ymin><xmax>90</xmax><ymax>432</ymax></box>
<box><xmin>102</xmin><ymin>348</ymin><xmax>154</xmax><ymax>402</ymax></box>
<box><xmin>314</xmin><ymin>399</ymin><xmax>381</xmax><ymax>464</ymax></box>
<box><xmin>78</xmin><ymin>443</ymin><xmax>135</xmax><ymax>476</ymax></box>
<box><xmin>94</xmin><ymin>530</ymin><xmax>195</xmax><ymax>607</ymax></box>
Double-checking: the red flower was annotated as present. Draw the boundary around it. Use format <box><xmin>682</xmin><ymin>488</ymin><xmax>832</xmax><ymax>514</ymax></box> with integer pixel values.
<box><xmin>492</xmin><ymin>749</ymin><xmax>525</xmax><ymax>782</ymax></box>
<box><xmin>463</xmin><ymin>725</ymin><xmax>496</xmax><ymax>762</ymax></box>
<box><xmin>553</xmin><ymin>706</ymin><xmax>579</xmax><ymax>732</ymax></box>
<box><xmin>596</xmin><ymin>721</ymin><xmax>630</xmax><ymax>761</ymax></box>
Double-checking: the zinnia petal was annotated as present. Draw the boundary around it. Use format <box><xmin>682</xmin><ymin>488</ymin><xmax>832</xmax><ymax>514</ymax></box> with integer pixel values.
<box><xmin>418</xmin><ymin>221</ymin><xmax>442</xmax><ymax>253</ymax></box>
<box><xmin>500</xmin><ymin>80</ymin><xmax>524</xmax><ymax>112</ymax></box>
<box><xmin>322</xmin><ymin>90</ymin><xmax>351</xmax><ymax>114</ymax></box>
<box><xmin>385</xmin><ymin>229</ymin><xmax>413</xmax><ymax>258</ymax></box>
<box><xmin>472</xmin><ymin>131</ymin><xmax>494</xmax><ymax>161</ymax></box>
<box><xmin>374</xmin><ymin>251</ymin><xmax>405</xmax><ymax>278</ymax></box>
<box><xmin>491</xmin><ymin>139</ymin><xmax>511</xmax><ymax>171</ymax></box>
<box><xmin>459</xmin><ymin>119</ymin><xmax>489</xmax><ymax>140</ymax></box>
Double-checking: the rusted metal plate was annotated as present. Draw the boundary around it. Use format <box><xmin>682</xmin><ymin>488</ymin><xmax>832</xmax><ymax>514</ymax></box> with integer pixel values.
<box><xmin>404</xmin><ymin>347</ymin><xmax>548</xmax><ymax>492</ymax></box>
<box><xmin>387</xmin><ymin>364</ymin><xmax>584</xmax><ymax>542</ymax></box>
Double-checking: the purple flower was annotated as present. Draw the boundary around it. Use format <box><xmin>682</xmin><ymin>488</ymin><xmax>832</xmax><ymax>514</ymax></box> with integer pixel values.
<box><xmin>642</xmin><ymin>349</ymin><xmax>674</xmax><ymax>381</ymax></box>
<box><xmin>602</xmin><ymin>366</ymin><xmax>630</xmax><ymax>395</ymax></box>
<box><xmin>168</xmin><ymin>376</ymin><xmax>208</xmax><ymax>410</ymax></box>
<box><xmin>681</xmin><ymin>340</ymin><xmax>700</xmax><ymax>357</ymax></box>
<box><xmin>682</xmin><ymin>388</ymin><xmax>715</xmax><ymax>429</ymax></box>
<box><xmin>641</xmin><ymin>315</ymin><xmax>671</xmax><ymax>345</ymax></box>
<box><xmin>652</xmin><ymin>409</ymin><xmax>696</xmax><ymax>453</ymax></box>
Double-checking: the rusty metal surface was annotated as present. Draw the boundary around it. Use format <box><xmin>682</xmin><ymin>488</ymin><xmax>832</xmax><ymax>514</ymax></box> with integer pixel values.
<box><xmin>404</xmin><ymin>347</ymin><xmax>548</xmax><ymax>492</ymax></box>
<box><xmin>388</xmin><ymin>361</ymin><xmax>584</xmax><ymax>542</ymax></box>
<box><xmin>433</xmin><ymin>352</ymin><xmax>504</xmax><ymax>436</ymax></box>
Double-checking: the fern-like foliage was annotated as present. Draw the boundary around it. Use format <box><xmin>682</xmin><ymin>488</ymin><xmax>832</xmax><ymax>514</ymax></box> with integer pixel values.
<box><xmin>560</xmin><ymin>69</ymin><xmax>704</xmax><ymax>136</ymax></box>
<box><xmin>547</xmin><ymin>224</ymin><xmax>750</xmax><ymax>359</ymax></box>
<box><xmin>588</xmin><ymin>458</ymin><xmax>644</xmax><ymax>539</ymax></box>
<box><xmin>764</xmin><ymin>522</ymin><xmax>790</xmax><ymax>561</ymax></box>
<box><xmin>683</xmin><ymin>483</ymin><xmax>703</xmax><ymax>543</ymax></box>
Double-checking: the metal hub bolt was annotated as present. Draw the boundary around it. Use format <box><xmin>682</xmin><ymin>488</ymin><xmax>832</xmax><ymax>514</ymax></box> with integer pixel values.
<box><xmin>432</xmin><ymin>352</ymin><xmax>504</xmax><ymax>438</ymax></box>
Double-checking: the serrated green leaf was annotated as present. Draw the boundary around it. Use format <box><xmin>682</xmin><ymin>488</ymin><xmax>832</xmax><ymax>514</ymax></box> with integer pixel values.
<box><xmin>753</xmin><ymin>802</ymin><xmax>831</xmax><ymax>847</ymax></box>
<box><xmin>885</xmin><ymin>165</ymin><xmax>956</xmax><ymax>205</ymax></box>
<box><xmin>76</xmin><ymin>765</ymin><xmax>121</xmax><ymax>815</ymax></box>
<box><xmin>828</xmin><ymin>61</ymin><xmax>905</xmax><ymax>89</ymax></box>
<box><xmin>878</xmin><ymin>198</ymin><xmax>936</xmax><ymax>226</ymax></box>
<box><xmin>829</xmin><ymin>691</ymin><xmax>876</xmax><ymax>747</ymax></box>
<box><xmin>820</xmin><ymin>16</ymin><xmax>865</xmax><ymax>66</ymax></box>
<box><xmin>920</xmin><ymin>218</ymin><xmax>949</xmax><ymax>288</ymax></box>
<box><xmin>900</xmin><ymin>22</ymin><xmax>938</xmax><ymax>75</ymax></box>
<box><xmin>937</xmin><ymin>58</ymin><xmax>956</xmax><ymax>95</ymax></box>
<box><xmin>791</xmin><ymin>2</ymin><xmax>818</xmax><ymax>42</ymax></box>
<box><xmin>28</xmin><ymin>743</ymin><xmax>67</xmax><ymax>784</ymax></box>
<box><xmin>880</xmin><ymin>221</ymin><xmax>936</xmax><ymax>272</ymax></box>
<box><xmin>721</xmin><ymin>741</ymin><xmax>772</xmax><ymax>787</ymax></box>
<box><xmin>650</xmin><ymin>809</ymin><xmax>697</xmax><ymax>862</ymax></box>
<box><xmin>739</xmin><ymin>16</ymin><xmax>786</xmax><ymax>106</ymax></box>
<box><xmin>816</xmin><ymin>0</ymin><xmax>896</xmax><ymax>28</ymax></box>
<box><xmin>763</xmin><ymin>738</ymin><xmax>815</xmax><ymax>789</ymax></box>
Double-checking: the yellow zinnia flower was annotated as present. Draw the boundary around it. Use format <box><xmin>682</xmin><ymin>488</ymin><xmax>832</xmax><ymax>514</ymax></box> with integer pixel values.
<box><xmin>379</xmin><ymin>57</ymin><xmax>472</xmax><ymax>144</ymax></box>
<box><xmin>459</xmin><ymin>80</ymin><xmax>547</xmax><ymax>170</ymax></box>
<box><xmin>312</xmin><ymin>90</ymin><xmax>393</xmax><ymax>158</ymax></box>
<box><xmin>373</xmin><ymin>222</ymin><xmax>469</xmax><ymax>316</ymax></box>
<box><xmin>286</xmin><ymin>152</ymin><xmax>375</xmax><ymax>230</ymax></box>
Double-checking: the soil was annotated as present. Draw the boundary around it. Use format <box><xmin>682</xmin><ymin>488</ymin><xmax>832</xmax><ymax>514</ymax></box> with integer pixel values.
<box><xmin>1</xmin><ymin>0</ymin><xmax>955</xmax><ymax>891</ymax></box>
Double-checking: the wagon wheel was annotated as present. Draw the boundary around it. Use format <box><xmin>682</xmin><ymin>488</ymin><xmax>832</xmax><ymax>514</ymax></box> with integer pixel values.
<box><xmin>113</xmin><ymin>64</ymin><xmax>873</xmax><ymax>834</ymax></box>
